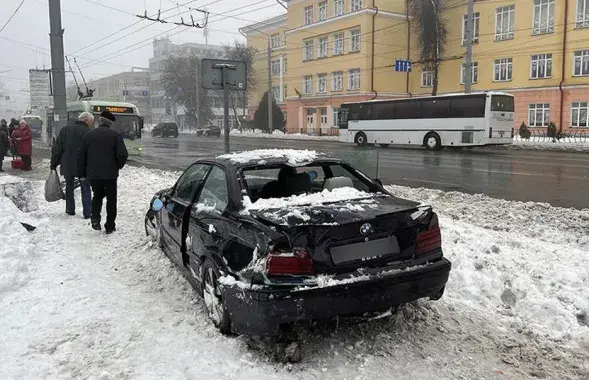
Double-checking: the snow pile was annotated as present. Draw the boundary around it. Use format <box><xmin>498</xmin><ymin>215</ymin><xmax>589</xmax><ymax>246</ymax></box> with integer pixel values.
<box><xmin>0</xmin><ymin>174</ymin><xmax>38</xmax><ymax>212</ymax></box>
<box><xmin>244</xmin><ymin>187</ymin><xmax>375</xmax><ymax>211</ymax></box>
<box><xmin>503</xmin><ymin>137</ymin><xmax>589</xmax><ymax>153</ymax></box>
<box><xmin>218</xmin><ymin>149</ymin><xmax>319</xmax><ymax>166</ymax></box>
<box><xmin>230</xmin><ymin>129</ymin><xmax>339</xmax><ymax>141</ymax></box>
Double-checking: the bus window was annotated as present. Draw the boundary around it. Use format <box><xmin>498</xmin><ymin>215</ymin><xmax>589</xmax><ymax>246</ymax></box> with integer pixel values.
<box><xmin>348</xmin><ymin>104</ymin><xmax>372</xmax><ymax>120</ymax></box>
<box><xmin>490</xmin><ymin>95</ymin><xmax>514</xmax><ymax>112</ymax></box>
<box><xmin>450</xmin><ymin>96</ymin><xmax>486</xmax><ymax>118</ymax></box>
<box><xmin>396</xmin><ymin>99</ymin><xmax>421</xmax><ymax>119</ymax></box>
<box><xmin>339</xmin><ymin>107</ymin><xmax>349</xmax><ymax>128</ymax></box>
<box><xmin>372</xmin><ymin>101</ymin><xmax>395</xmax><ymax>119</ymax></box>
<box><xmin>422</xmin><ymin>98</ymin><xmax>451</xmax><ymax>118</ymax></box>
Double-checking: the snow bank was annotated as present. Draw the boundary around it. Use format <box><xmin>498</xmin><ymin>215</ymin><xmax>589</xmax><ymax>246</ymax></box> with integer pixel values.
<box><xmin>0</xmin><ymin>174</ymin><xmax>38</xmax><ymax>212</ymax></box>
<box><xmin>230</xmin><ymin>129</ymin><xmax>339</xmax><ymax>141</ymax></box>
<box><xmin>244</xmin><ymin>187</ymin><xmax>374</xmax><ymax>211</ymax></box>
<box><xmin>503</xmin><ymin>137</ymin><xmax>589</xmax><ymax>153</ymax></box>
<box><xmin>218</xmin><ymin>149</ymin><xmax>319</xmax><ymax>166</ymax></box>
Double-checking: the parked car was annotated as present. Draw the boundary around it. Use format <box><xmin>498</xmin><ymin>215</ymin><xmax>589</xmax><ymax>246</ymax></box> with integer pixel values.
<box><xmin>144</xmin><ymin>150</ymin><xmax>451</xmax><ymax>336</ymax></box>
<box><xmin>151</xmin><ymin>122</ymin><xmax>179</xmax><ymax>138</ymax></box>
<box><xmin>196</xmin><ymin>126</ymin><xmax>221</xmax><ymax>138</ymax></box>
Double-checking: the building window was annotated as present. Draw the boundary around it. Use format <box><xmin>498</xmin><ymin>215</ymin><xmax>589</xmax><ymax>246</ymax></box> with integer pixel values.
<box><xmin>318</xmin><ymin>1</ymin><xmax>328</xmax><ymax>21</ymax></box>
<box><xmin>421</xmin><ymin>70</ymin><xmax>434</xmax><ymax>87</ymax></box>
<box><xmin>272</xmin><ymin>85</ymin><xmax>281</xmax><ymax>101</ymax></box>
<box><xmin>462</xmin><ymin>12</ymin><xmax>480</xmax><ymax>45</ymax></box>
<box><xmin>270</xmin><ymin>34</ymin><xmax>281</xmax><ymax>48</ymax></box>
<box><xmin>349</xmin><ymin>29</ymin><xmax>361</xmax><ymax>52</ymax></box>
<box><xmin>333</xmin><ymin>108</ymin><xmax>341</xmax><ymax>126</ymax></box>
<box><xmin>333</xmin><ymin>32</ymin><xmax>344</xmax><ymax>55</ymax></box>
<box><xmin>335</xmin><ymin>0</ymin><xmax>344</xmax><ymax>16</ymax></box>
<box><xmin>303</xmin><ymin>75</ymin><xmax>313</xmax><ymax>94</ymax></box>
<box><xmin>530</xmin><ymin>54</ymin><xmax>552</xmax><ymax>78</ymax></box>
<box><xmin>577</xmin><ymin>0</ymin><xmax>589</xmax><ymax>27</ymax></box>
<box><xmin>533</xmin><ymin>0</ymin><xmax>555</xmax><ymax>35</ymax></box>
<box><xmin>318</xmin><ymin>36</ymin><xmax>328</xmax><ymax>58</ymax></box>
<box><xmin>573</xmin><ymin>49</ymin><xmax>589</xmax><ymax>76</ymax></box>
<box><xmin>348</xmin><ymin>68</ymin><xmax>360</xmax><ymax>90</ymax></box>
<box><xmin>317</xmin><ymin>73</ymin><xmax>327</xmax><ymax>94</ymax></box>
<box><xmin>303</xmin><ymin>39</ymin><xmax>314</xmax><ymax>61</ymax></box>
<box><xmin>351</xmin><ymin>0</ymin><xmax>362</xmax><ymax>12</ymax></box>
<box><xmin>571</xmin><ymin>102</ymin><xmax>589</xmax><ymax>127</ymax></box>
<box><xmin>460</xmin><ymin>62</ymin><xmax>478</xmax><ymax>84</ymax></box>
<box><xmin>332</xmin><ymin>71</ymin><xmax>343</xmax><ymax>91</ymax></box>
<box><xmin>304</xmin><ymin>5</ymin><xmax>314</xmax><ymax>25</ymax></box>
<box><xmin>494</xmin><ymin>58</ymin><xmax>513</xmax><ymax>81</ymax></box>
<box><xmin>528</xmin><ymin>104</ymin><xmax>550</xmax><ymax>127</ymax></box>
<box><xmin>495</xmin><ymin>5</ymin><xmax>515</xmax><ymax>41</ymax></box>
<box><xmin>271</xmin><ymin>60</ymin><xmax>281</xmax><ymax>75</ymax></box>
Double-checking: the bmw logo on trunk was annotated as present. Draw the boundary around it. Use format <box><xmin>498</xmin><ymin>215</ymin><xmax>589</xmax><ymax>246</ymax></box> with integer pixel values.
<box><xmin>360</xmin><ymin>223</ymin><xmax>373</xmax><ymax>235</ymax></box>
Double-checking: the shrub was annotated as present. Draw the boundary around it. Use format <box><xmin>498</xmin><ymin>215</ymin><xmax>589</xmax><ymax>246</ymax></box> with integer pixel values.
<box><xmin>518</xmin><ymin>122</ymin><xmax>531</xmax><ymax>139</ymax></box>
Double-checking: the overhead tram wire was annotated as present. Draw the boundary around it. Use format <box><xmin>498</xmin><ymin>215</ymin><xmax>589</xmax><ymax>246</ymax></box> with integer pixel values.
<box><xmin>0</xmin><ymin>0</ymin><xmax>26</xmax><ymax>34</ymax></box>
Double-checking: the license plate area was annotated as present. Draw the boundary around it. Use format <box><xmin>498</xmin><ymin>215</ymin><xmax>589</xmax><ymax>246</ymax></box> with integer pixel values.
<box><xmin>330</xmin><ymin>237</ymin><xmax>400</xmax><ymax>265</ymax></box>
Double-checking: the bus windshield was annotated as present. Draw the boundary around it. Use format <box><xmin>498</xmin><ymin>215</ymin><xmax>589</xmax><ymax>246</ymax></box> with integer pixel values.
<box><xmin>490</xmin><ymin>95</ymin><xmax>514</xmax><ymax>112</ymax></box>
<box><xmin>95</xmin><ymin>114</ymin><xmax>142</xmax><ymax>139</ymax></box>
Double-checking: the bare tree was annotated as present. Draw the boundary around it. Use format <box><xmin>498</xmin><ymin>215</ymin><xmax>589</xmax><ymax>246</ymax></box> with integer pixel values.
<box><xmin>223</xmin><ymin>41</ymin><xmax>257</xmax><ymax>129</ymax></box>
<box><xmin>409</xmin><ymin>0</ymin><xmax>448</xmax><ymax>95</ymax></box>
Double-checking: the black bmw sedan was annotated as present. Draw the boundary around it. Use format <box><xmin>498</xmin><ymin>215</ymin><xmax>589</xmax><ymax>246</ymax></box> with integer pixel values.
<box><xmin>145</xmin><ymin>149</ymin><xmax>451</xmax><ymax>336</ymax></box>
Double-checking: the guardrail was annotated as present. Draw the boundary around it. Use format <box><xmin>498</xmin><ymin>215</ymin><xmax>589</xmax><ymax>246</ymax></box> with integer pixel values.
<box><xmin>299</xmin><ymin>127</ymin><xmax>340</xmax><ymax>137</ymax></box>
<box><xmin>515</xmin><ymin>129</ymin><xmax>589</xmax><ymax>143</ymax></box>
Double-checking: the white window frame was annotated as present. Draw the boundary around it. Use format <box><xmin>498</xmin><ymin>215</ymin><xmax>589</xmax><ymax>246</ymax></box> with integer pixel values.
<box><xmin>318</xmin><ymin>1</ymin><xmax>328</xmax><ymax>21</ymax></box>
<box><xmin>348</xmin><ymin>68</ymin><xmax>360</xmax><ymax>90</ymax></box>
<box><xmin>493</xmin><ymin>58</ymin><xmax>513</xmax><ymax>81</ymax></box>
<box><xmin>577</xmin><ymin>0</ymin><xmax>589</xmax><ymax>28</ymax></box>
<box><xmin>332</xmin><ymin>71</ymin><xmax>343</xmax><ymax>91</ymax></box>
<box><xmin>495</xmin><ymin>5</ymin><xmax>515</xmax><ymax>41</ymax></box>
<box><xmin>460</xmin><ymin>61</ymin><xmax>478</xmax><ymax>84</ymax></box>
<box><xmin>317</xmin><ymin>73</ymin><xmax>327</xmax><ymax>94</ymax></box>
<box><xmin>283</xmin><ymin>57</ymin><xmax>287</xmax><ymax>73</ymax></box>
<box><xmin>335</xmin><ymin>0</ymin><xmax>344</xmax><ymax>17</ymax></box>
<box><xmin>421</xmin><ymin>70</ymin><xmax>434</xmax><ymax>87</ymax></box>
<box><xmin>333</xmin><ymin>108</ymin><xmax>340</xmax><ymax>127</ymax></box>
<box><xmin>318</xmin><ymin>36</ymin><xmax>328</xmax><ymax>58</ymax></box>
<box><xmin>349</xmin><ymin>29</ymin><xmax>361</xmax><ymax>52</ymax></box>
<box><xmin>271</xmin><ymin>60</ymin><xmax>281</xmax><ymax>76</ymax></box>
<box><xmin>573</xmin><ymin>49</ymin><xmax>589</xmax><ymax>76</ymax></box>
<box><xmin>571</xmin><ymin>102</ymin><xmax>589</xmax><ymax>127</ymax></box>
<box><xmin>530</xmin><ymin>53</ymin><xmax>552</xmax><ymax>79</ymax></box>
<box><xmin>272</xmin><ymin>85</ymin><xmax>281</xmax><ymax>102</ymax></box>
<box><xmin>462</xmin><ymin>12</ymin><xmax>480</xmax><ymax>45</ymax></box>
<box><xmin>533</xmin><ymin>0</ymin><xmax>555</xmax><ymax>35</ymax></box>
<box><xmin>351</xmin><ymin>0</ymin><xmax>363</xmax><ymax>12</ymax></box>
<box><xmin>304</xmin><ymin>5</ymin><xmax>314</xmax><ymax>25</ymax></box>
<box><xmin>303</xmin><ymin>39</ymin><xmax>314</xmax><ymax>61</ymax></box>
<box><xmin>270</xmin><ymin>34</ymin><xmax>281</xmax><ymax>48</ymax></box>
<box><xmin>303</xmin><ymin>75</ymin><xmax>313</xmax><ymax>95</ymax></box>
<box><xmin>528</xmin><ymin>103</ymin><xmax>550</xmax><ymax>127</ymax></box>
<box><xmin>333</xmin><ymin>32</ymin><xmax>344</xmax><ymax>55</ymax></box>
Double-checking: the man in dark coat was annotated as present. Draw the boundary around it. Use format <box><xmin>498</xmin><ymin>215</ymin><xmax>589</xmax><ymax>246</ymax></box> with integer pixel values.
<box><xmin>0</xmin><ymin>119</ymin><xmax>9</xmax><ymax>172</ymax></box>
<box><xmin>78</xmin><ymin>111</ymin><xmax>128</xmax><ymax>234</ymax></box>
<box><xmin>8</xmin><ymin>118</ymin><xmax>18</xmax><ymax>136</ymax></box>
<box><xmin>51</xmin><ymin>112</ymin><xmax>94</xmax><ymax>218</ymax></box>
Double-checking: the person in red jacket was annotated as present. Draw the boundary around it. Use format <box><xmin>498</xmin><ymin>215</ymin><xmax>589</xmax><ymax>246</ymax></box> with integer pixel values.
<box><xmin>11</xmin><ymin>120</ymin><xmax>32</xmax><ymax>171</ymax></box>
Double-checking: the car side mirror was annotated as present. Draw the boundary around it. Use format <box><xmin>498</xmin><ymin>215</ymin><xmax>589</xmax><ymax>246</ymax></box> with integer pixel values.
<box><xmin>152</xmin><ymin>198</ymin><xmax>164</xmax><ymax>212</ymax></box>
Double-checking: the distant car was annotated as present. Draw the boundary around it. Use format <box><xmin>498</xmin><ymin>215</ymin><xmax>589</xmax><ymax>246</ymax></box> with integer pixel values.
<box><xmin>151</xmin><ymin>122</ymin><xmax>178</xmax><ymax>138</ymax></box>
<box><xmin>144</xmin><ymin>150</ymin><xmax>451</xmax><ymax>336</ymax></box>
<box><xmin>196</xmin><ymin>126</ymin><xmax>221</xmax><ymax>138</ymax></box>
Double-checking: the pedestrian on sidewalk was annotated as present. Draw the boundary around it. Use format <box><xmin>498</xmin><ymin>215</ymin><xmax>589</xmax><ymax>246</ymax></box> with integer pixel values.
<box><xmin>0</xmin><ymin>119</ymin><xmax>9</xmax><ymax>172</ymax></box>
<box><xmin>8</xmin><ymin>118</ymin><xmax>17</xmax><ymax>136</ymax></box>
<box><xmin>78</xmin><ymin>111</ymin><xmax>128</xmax><ymax>234</ymax></box>
<box><xmin>50</xmin><ymin>112</ymin><xmax>94</xmax><ymax>218</ymax></box>
<box><xmin>11</xmin><ymin>120</ymin><xmax>32</xmax><ymax>171</ymax></box>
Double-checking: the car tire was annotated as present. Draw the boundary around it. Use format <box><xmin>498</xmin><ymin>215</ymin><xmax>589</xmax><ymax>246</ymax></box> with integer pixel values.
<box><xmin>144</xmin><ymin>210</ymin><xmax>163</xmax><ymax>248</ymax></box>
<box><xmin>424</xmin><ymin>132</ymin><xmax>442</xmax><ymax>151</ymax></box>
<box><xmin>202</xmin><ymin>259</ymin><xmax>231</xmax><ymax>334</ymax></box>
<box><xmin>354</xmin><ymin>132</ymin><xmax>368</xmax><ymax>147</ymax></box>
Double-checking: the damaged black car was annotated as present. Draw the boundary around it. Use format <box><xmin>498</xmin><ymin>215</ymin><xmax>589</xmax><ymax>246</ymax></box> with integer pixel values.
<box><xmin>145</xmin><ymin>150</ymin><xmax>451</xmax><ymax>336</ymax></box>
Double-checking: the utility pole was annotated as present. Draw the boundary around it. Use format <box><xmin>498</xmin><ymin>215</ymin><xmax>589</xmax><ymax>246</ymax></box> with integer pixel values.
<box><xmin>464</xmin><ymin>0</ymin><xmax>474</xmax><ymax>93</ymax></box>
<box><xmin>48</xmin><ymin>0</ymin><xmax>67</xmax><ymax>143</ymax></box>
<box><xmin>267</xmin><ymin>38</ymin><xmax>273</xmax><ymax>133</ymax></box>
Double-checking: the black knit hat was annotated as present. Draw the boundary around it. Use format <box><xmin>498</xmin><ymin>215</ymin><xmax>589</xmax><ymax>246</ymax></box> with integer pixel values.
<box><xmin>100</xmin><ymin>110</ymin><xmax>116</xmax><ymax>122</ymax></box>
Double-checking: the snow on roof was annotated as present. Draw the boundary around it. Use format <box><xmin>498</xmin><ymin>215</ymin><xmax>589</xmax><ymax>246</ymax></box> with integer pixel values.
<box><xmin>218</xmin><ymin>149</ymin><xmax>319</xmax><ymax>166</ymax></box>
<box><xmin>244</xmin><ymin>187</ymin><xmax>375</xmax><ymax>211</ymax></box>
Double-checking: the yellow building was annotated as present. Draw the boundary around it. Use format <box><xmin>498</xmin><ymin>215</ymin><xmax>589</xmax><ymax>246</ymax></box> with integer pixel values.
<box><xmin>241</xmin><ymin>0</ymin><xmax>589</xmax><ymax>133</ymax></box>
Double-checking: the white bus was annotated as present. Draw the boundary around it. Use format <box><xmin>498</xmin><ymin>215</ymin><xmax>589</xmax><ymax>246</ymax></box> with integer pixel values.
<box><xmin>67</xmin><ymin>100</ymin><xmax>144</xmax><ymax>156</ymax></box>
<box><xmin>339</xmin><ymin>92</ymin><xmax>514</xmax><ymax>150</ymax></box>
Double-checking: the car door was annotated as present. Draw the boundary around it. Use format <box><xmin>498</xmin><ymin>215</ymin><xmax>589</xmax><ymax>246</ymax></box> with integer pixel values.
<box><xmin>160</xmin><ymin>163</ymin><xmax>211</xmax><ymax>265</ymax></box>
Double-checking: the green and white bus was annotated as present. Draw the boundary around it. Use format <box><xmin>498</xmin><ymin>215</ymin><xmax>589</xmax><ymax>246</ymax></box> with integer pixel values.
<box><xmin>66</xmin><ymin>100</ymin><xmax>145</xmax><ymax>156</ymax></box>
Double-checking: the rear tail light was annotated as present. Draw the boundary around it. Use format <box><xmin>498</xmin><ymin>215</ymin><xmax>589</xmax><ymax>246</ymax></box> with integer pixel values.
<box><xmin>415</xmin><ymin>227</ymin><xmax>442</xmax><ymax>256</ymax></box>
<box><xmin>266</xmin><ymin>248</ymin><xmax>315</xmax><ymax>276</ymax></box>
<box><xmin>489</xmin><ymin>127</ymin><xmax>493</xmax><ymax>138</ymax></box>
<box><xmin>511</xmin><ymin>127</ymin><xmax>515</xmax><ymax>138</ymax></box>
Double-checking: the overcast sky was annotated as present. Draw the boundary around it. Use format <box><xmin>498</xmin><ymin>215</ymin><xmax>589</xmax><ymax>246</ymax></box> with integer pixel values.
<box><xmin>0</xmin><ymin>0</ymin><xmax>284</xmax><ymax>111</ymax></box>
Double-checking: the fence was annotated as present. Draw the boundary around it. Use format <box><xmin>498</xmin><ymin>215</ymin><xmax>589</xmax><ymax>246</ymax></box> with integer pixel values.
<box><xmin>515</xmin><ymin>128</ymin><xmax>589</xmax><ymax>143</ymax></box>
<box><xmin>298</xmin><ymin>127</ymin><xmax>340</xmax><ymax>136</ymax></box>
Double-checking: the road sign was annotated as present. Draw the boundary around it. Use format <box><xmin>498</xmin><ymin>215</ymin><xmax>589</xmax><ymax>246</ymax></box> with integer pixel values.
<box><xmin>395</xmin><ymin>59</ymin><xmax>412</xmax><ymax>72</ymax></box>
<box><xmin>201</xmin><ymin>59</ymin><xmax>247</xmax><ymax>90</ymax></box>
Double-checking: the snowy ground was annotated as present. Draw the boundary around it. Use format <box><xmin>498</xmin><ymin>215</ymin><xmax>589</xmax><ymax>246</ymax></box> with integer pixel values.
<box><xmin>1</xmin><ymin>165</ymin><xmax>588</xmax><ymax>379</ymax></box>
<box><xmin>502</xmin><ymin>137</ymin><xmax>589</xmax><ymax>153</ymax></box>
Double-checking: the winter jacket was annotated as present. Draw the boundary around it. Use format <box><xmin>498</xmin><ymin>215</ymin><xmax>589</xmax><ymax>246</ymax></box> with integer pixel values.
<box><xmin>51</xmin><ymin>120</ymin><xmax>89</xmax><ymax>177</ymax></box>
<box><xmin>78</xmin><ymin>122</ymin><xmax>128</xmax><ymax>180</ymax></box>
<box><xmin>0</xmin><ymin>127</ymin><xmax>9</xmax><ymax>158</ymax></box>
<box><xmin>11</xmin><ymin>124</ymin><xmax>32</xmax><ymax>156</ymax></box>
<box><xmin>8</xmin><ymin>121</ymin><xmax>17</xmax><ymax>136</ymax></box>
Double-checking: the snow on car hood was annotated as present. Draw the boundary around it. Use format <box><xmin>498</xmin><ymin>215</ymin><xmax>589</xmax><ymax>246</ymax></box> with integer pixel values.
<box><xmin>218</xmin><ymin>149</ymin><xmax>319</xmax><ymax>165</ymax></box>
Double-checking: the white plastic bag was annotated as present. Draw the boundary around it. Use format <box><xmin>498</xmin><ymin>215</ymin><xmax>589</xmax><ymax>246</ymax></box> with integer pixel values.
<box><xmin>44</xmin><ymin>170</ymin><xmax>64</xmax><ymax>202</ymax></box>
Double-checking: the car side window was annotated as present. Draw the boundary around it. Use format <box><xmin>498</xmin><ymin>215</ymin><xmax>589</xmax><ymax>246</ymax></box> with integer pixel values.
<box><xmin>173</xmin><ymin>164</ymin><xmax>210</xmax><ymax>202</ymax></box>
<box><xmin>196</xmin><ymin>166</ymin><xmax>229</xmax><ymax>213</ymax></box>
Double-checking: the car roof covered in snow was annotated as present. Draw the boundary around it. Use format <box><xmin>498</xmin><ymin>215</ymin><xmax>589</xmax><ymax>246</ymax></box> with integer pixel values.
<box><xmin>211</xmin><ymin>149</ymin><xmax>341</xmax><ymax>168</ymax></box>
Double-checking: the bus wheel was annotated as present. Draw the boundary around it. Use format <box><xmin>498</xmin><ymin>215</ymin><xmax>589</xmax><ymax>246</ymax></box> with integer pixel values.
<box><xmin>354</xmin><ymin>132</ymin><xmax>368</xmax><ymax>147</ymax></box>
<box><xmin>424</xmin><ymin>132</ymin><xmax>441</xmax><ymax>151</ymax></box>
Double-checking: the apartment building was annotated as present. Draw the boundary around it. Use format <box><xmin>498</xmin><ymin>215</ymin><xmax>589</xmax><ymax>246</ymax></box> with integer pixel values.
<box><xmin>242</xmin><ymin>0</ymin><xmax>589</xmax><ymax>133</ymax></box>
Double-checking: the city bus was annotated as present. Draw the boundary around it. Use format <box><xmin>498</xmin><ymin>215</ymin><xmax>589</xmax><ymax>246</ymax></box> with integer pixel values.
<box><xmin>66</xmin><ymin>100</ymin><xmax>144</xmax><ymax>156</ymax></box>
<box><xmin>339</xmin><ymin>92</ymin><xmax>514</xmax><ymax>150</ymax></box>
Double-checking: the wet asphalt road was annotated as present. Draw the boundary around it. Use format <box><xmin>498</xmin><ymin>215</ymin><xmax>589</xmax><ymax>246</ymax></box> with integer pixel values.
<box><xmin>130</xmin><ymin>135</ymin><xmax>589</xmax><ymax>210</ymax></box>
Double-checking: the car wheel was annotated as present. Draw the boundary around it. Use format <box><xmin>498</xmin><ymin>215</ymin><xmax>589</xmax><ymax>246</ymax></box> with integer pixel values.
<box><xmin>202</xmin><ymin>259</ymin><xmax>231</xmax><ymax>334</ymax></box>
<box><xmin>144</xmin><ymin>210</ymin><xmax>162</xmax><ymax>248</ymax></box>
<box><xmin>354</xmin><ymin>132</ymin><xmax>368</xmax><ymax>147</ymax></box>
<box><xmin>424</xmin><ymin>132</ymin><xmax>442</xmax><ymax>151</ymax></box>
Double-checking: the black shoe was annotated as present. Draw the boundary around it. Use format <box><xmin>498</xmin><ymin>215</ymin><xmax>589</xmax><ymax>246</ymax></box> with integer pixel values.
<box><xmin>83</xmin><ymin>215</ymin><xmax>91</xmax><ymax>220</ymax></box>
<box><xmin>66</xmin><ymin>211</ymin><xmax>75</xmax><ymax>216</ymax></box>
<box><xmin>91</xmin><ymin>220</ymin><xmax>101</xmax><ymax>231</ymax></box>
<box><xmin>105</xmin><ymin>228</ymin><xmax>116</xmax><ymax>235</ymax></box>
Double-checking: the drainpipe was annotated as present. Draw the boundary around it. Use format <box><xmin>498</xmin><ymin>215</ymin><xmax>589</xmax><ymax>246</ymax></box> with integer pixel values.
<box><xmin>371</xmin><ymin>0</ymin><xmax>379</xmax><ymax>100</ymax></box>
<box><xmin>559</xmin><ymin>0</ymin><xmax>569</xmax><ymax>131</ymax></box>
<box><xmin>406</xmin><ymin>0</ymin><xmax>411</xmax><ymax>97</ymax></box>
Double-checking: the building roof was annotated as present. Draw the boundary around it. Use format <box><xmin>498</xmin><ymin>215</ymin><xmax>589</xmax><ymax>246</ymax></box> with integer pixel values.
<box><xmin>238</xmin><ymin>14</ymin><xmax>287</xmax><ymax>35</ymax></box>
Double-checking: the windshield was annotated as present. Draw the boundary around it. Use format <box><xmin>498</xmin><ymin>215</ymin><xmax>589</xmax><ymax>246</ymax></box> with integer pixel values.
<box><xmin>94</xmin><ymin>114</ymin><xmax>141</xmax><ymax>139</ymax></box>
<box><xmin>490</xmin><ymin>95</ymin><xmax>514</xmax><ymax>112</ymax></box>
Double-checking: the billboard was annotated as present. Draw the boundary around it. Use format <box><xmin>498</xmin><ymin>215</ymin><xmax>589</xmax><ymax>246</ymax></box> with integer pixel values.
<box><xmin>29</xmin><ymin>69</ymin><xmax>53</xmax><ymax>110</ymax></box>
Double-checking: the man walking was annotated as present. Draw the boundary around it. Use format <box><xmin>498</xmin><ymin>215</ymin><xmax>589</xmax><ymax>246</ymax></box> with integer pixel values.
<box><xmin>78</xmin><ymin>111</ymin><xmax>128</xmax><ymax>234</ymax></box>
<box><xmin>50</xmin><ymin>112</ymin><xmax>94</xmax><ymax>218</ymax></box>
<box><xmin>0</xmin><ymin>119</ymin><xmax>9</xmax><ymax>172</ymax></box>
